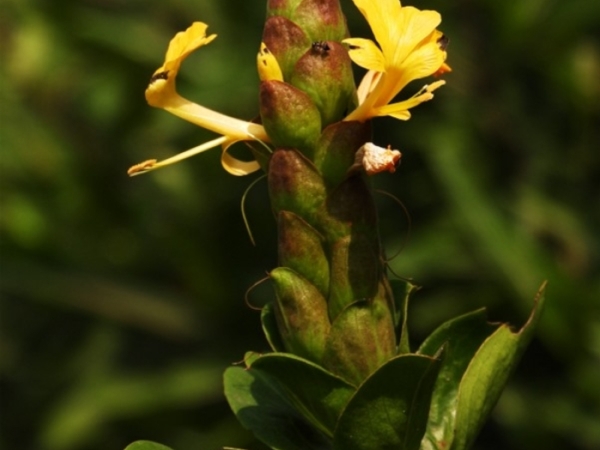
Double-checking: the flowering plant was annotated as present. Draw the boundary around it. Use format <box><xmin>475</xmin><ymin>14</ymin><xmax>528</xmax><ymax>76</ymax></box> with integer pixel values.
<box><xmin>125</xmin><ymin>2</ymin><xmax>544</xmax><ymax>449</ymax></box>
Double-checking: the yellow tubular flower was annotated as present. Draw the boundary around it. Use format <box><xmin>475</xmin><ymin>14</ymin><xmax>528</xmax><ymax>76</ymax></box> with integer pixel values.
<box><xmin>129</xmin><ymin>22</ymin><xmax>270</xmax><ymax>177</ymax></box>
<box><xmin>343</xmin><ymin>0</ymin><xmax>451</xmax><ymax>122</ymax></box>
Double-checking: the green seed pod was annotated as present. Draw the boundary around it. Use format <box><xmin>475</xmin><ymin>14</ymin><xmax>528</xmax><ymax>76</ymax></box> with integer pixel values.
<box><xmin>289</xmin><ymin>41</ymin><xmax>357</xmax><ymax>127</ymax></box>
<box><xmin>270</xmin><ymin>267</ymin><xmax>330</xmax><ymax>363</ymax></box>
<box><xmin>260</xmin><ymin>81</ymin><xmax>322</xmax><ymax>157</ymax></box>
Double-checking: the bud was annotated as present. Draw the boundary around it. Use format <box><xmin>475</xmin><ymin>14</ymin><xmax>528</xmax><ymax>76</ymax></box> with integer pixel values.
<box><xmin>318</xmin><ymin>172</ymin><xmax>379</xmax><ymax>242</ymax></box>
<box><xmin>278</xmin><ymin>210</ymin><xmax>330</xmax><ymax>296</ymax></box>
<box><xmin>270</xmin><ymin>267</ymin><xmax>330</xmax><ymax>362</ymax></box>
<box><xmin>262</xmin><ymin>16</ymin><xmax>310</xmax><ymax>80</ymax></box>
<box><xmin>289</xmin><ymin>41</ymin><xmax>357</xmax><ymax>127</ymax></box>
<box><xmin>268</xmin><ymin>148</ymin><xmax>326</xmax><ymax>224</ymax></box>
<box><xmin>322</xmin><ymin>291</ymin><xmax>396</xmax><ymax>385</ymax></box>
<box><xmin>291</xmin><ymin>0</ymin><xmax>349</xmax><ymax>42</ymax></box>
<box><xmin>259</xmin><ymin>81</ymin><xmax>322</xmax><ymax>157</ymax></box>
<box><xmin>313</xmin><ymin>120</ymin><xmax>371</xmax><ymax>186</ymax></box>
<box><xmin>266</xmin><ymin>0</ymin><xmax>303</xmax><ymax>19</ymax></box>
<box><xmin>327</xmin><ymin>232</ymin><xmax>380</xmax><ymax>321</ymax></box>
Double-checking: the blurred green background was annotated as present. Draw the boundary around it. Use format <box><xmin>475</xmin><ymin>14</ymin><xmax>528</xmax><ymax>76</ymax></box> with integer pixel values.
<box><xmin>2</xmin><ymin>0</ymin><xmax>599</xmax><ymax>449</ymax></box>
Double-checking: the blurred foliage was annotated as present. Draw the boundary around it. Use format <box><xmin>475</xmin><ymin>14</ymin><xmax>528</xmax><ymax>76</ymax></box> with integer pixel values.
<box><xmin>1</xmin><ymin>0</ymin><xmax>599</xmax><ymax>449</ymax></box>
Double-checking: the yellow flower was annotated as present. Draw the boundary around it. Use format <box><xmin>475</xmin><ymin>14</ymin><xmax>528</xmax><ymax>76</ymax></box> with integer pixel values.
<box><xmin>129</xmin><ymin>22</ymin><xmax>270</xmax><ymax>176</ymax></box>
<box><xmin>343</xmin><ymin>0</ymin><xmax>451</xmax><ymax>122</ymax></box>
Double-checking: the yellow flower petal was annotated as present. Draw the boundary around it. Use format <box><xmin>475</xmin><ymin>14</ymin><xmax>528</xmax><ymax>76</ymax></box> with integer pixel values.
<box><xmin>345</xmin><ymin>0</ymin><xmax>449</xmax><ymax>122</ymax></box>
<box><xmin>146</xmin><ymin>22</ymin><xmax>216</xmax><ymax>108</ymax></box>
<box><xmin>163</xmin><ymin>22</ymin><xmax>216</xmax><ymax>73</ymax></box>
<box><xmin>221</xmin><ymin>140</ymin><xmax>261</xmax><ymax>176</ymax></box>
<box><xmin>387</xmin><ymin>41</ymin><xmax>445</xmax><ymax>98</ymax></box>
<box><xmin>161</xmin><ymin>94</ymin><xmax>269</xmax><ymax>143</ymax></box>
<box><xmin>343</xmin><ymin>38</ymin><xmax>386</xmax><ymax>73</ymax></box>
<box><xmin>376</xmin><ymin>80</ymin><xmax>445</xmax><ymax>120</ymax></box>
<box><xmin>356</xmin><ymin>70</ymin><xmax>382</xmax><ymax>105</ymax></box>
<box><xmin>352</xmin><ymin>0</ymin><xmax>402</xmax><ymax>58</ymax></box>
<box><xmin>391</xmin><ymin>7</ymin><xmax>441</xmax><ymax>66</ymax></box>
<box><xmin>402</xmin><ymin>41</ymin><xmax>445</xmax><ymax>79</ymax></box>
<box><xmin>384</xmin><ymin>110</ymin><xmax>412</xmax><ymax>121</ymax></box>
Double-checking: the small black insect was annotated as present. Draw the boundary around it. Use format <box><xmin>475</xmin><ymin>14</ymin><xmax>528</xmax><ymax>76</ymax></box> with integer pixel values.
<box><xmin>311</xmin><ymin>41</ymin><xmax>331</xmax><ymax>56</ymax></box>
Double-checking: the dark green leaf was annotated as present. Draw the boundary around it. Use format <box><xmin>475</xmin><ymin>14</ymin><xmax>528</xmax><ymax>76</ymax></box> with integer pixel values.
<box><xmin>333</xmin><ymin>354</ymin><xmax>442</xmax><ymax>450</ymax></box>
<box><xmin>224</xmin><ymin>365</ymin><xmax>331</xmax><ymax>450</ymax></box>
<box><xmin>251</xmin><ymin>353</ymin><xmax>356</xmax><ymax>435</ymax></box>
<box><xmin>261</xmin><ymin>303</ymin><xmax>286</xmax><ymax>352</ymax></box>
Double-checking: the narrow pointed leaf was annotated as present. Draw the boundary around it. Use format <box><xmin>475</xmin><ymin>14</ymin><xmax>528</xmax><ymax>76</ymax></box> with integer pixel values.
<box><xmin>417</xmin><ymin>309</ymin><xmax>499</xmax><ymax>450</ymax></box>
<box><xmin>261</xmin><ymin>302</ymin><xmax>286</xmax><ymax>352</ymax></box>
<box><xmin>390</xmin><ymin>279</ymin><xmax>417</xmax><ymax>354</ymax></box>
<box><xmin>449</xmin><ymin>283</ymin><xmax>546</xmax><ymax>450</ymax></box>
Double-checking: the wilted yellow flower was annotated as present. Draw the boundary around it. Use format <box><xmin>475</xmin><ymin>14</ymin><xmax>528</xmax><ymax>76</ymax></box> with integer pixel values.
<box><xmin>343</xmin><ymin>0</ymin><xmax>451</xmax><ymax>122</ymax></box>
<box><xmin>353</xmin><ymin>142</ymin><xmax>402</xmax><ymax>175</ymax></box>
<box><xmin>129</xmin><ymin>22</ymin><xmax>270</xmax><ymax>176</ymax></box>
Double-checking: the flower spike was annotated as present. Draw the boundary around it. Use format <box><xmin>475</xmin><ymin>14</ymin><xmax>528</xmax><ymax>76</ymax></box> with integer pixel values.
<box><xmin>130</xmin><ymin>22</ymin><xmax>270</xmax><ymax>177</ymax></box>
<box><xmin>343</xmin><ymin>0</ymin><xmax>451</xmax><ymax>122</ymax></box>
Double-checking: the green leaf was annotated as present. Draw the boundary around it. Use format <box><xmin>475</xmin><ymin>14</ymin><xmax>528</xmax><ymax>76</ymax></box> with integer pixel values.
<box><xmin>251</xmin><ymin>353</ymin><xmax>356</xmax><ymax>436</ymax></box>
<box><xmin>449</xmin><ymin>282</ymin><xmax>546</xmax><ymax>450</ymax></box>
<box><xmin>390</xmin><ymin>279</ymin><xmax>417</xmax><ymax>354</ymax></box>
<box><xmin>124</xmin><ymin>441</ymin><xmax>174</xmax><ymax>450</ymax></box>
<box><xmin>418</xmin><ymin>309</ymin><xmax>499</xmax><ymax>450</ymax></box>
<box><xmin>224</xmin><ymin>365</ymin><xmax>331</xmax><ymax>450</ymax></box>
<box><xmin>333</xmin><ymin>354</ymin><xmax>442</xmax><ymax>450</ymax></box>
<box><xmin>261</xmin><ymin>303</ymin><xmax>286</xmax><ymax>352</ymax></box>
